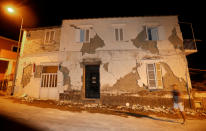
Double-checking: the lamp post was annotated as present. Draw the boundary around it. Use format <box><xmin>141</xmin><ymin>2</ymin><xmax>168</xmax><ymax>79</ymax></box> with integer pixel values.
<box><xmin>6</xmin><ymin>7</ymin><xmax>23</xmax><ymax>95</ymax></box>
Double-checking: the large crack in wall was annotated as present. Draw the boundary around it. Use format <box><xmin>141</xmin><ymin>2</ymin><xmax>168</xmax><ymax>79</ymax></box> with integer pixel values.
<box><xmin>59</xmin><ymin>66</ymin><xmax>71</xmax><ymax>89</ymax></box>
<box><xmin>21</xmin><ymin>64</ymin><xmax>32</xmax><ymax>87</ymax></box>
<box><xmin>70</xmin><ymin>24</ymin><xmax>105</xmax><ymax>55</ymax></box>
<box><xmin>160</xmin><ymin>62</ymin><xmax>187</xmax><ymax>91</ymax></box>
<box><xmin>102</xmin><ymin>68</ymin><xmax>143</xmax><ymax>93</ymax></box>
<box><xmin>81</xmin><ymin>34</ymin><xmax>105</xmax><ymax>55</ymax></box>
<box><xmin>168</xmin><ymin>27</ymin><xmax>184</xmax><ymax>50</ymax></box>
<box><xmin>103</xmin><ymin>63</ymin><xmax>109</xmax><ymax>72</ymax></box>
<box><xmin>131</xmin><ymin>26</ymin><xmax>159</xmax><ymax>54</ymax></box>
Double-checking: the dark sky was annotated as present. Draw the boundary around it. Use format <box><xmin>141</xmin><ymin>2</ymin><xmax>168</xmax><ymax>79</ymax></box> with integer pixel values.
<box><xmin>0</xmin><ymin>0</ymin><xmax>205</xmax><ymax>69</ymax></box>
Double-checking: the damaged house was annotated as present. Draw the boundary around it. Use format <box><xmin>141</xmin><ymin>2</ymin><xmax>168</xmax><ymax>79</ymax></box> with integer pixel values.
<box><xmin>14</xmin><ymin>16</ymin><xmax>197</xmax><ymax>107</ymax></box>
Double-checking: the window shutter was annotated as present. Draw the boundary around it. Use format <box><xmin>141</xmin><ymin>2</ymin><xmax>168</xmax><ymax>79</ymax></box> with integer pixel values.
<box><xmin>158</xmin><ymin>26</ymin><xmax>165</xmax><ymax>40</ymax></box>
<box><xmin>147</xmin><ymin>64</ymin><xmax>156</xmax><ymax>89</ymax></box>
<box><xmin>147</xmin><ymin>28</ymin><xmax>152</xmax><ymax>40</ymax></box>
<box><xmin>80</xmin><ymin>29</ymin><xmax>85</xmax><ymax>42</ymax></box>
<box><xmin>50</xmin><ymin>31</ymin><xmax>54</xmax><ymax>42</ymax></box>
<box><xmin>45</xmin><ymin>32</ymin><xmax>50</xmax><ymax>43</ymax></box>
<box><xmin>151</xmin><ymin>28</ymin><xmax>159</xmax><ymax>40</ymax></box>
<box><xmin>155</xmin><ymin>63</ymin><xmax>163</xmax><ymax>89</ymax></box>
<box><xmin>85</xmin><ymin>29</ymin><xmax>90</xmax><ymax>42</ymax></box>
<box><xmin>75</xmin><ymin>29</ymin><xmax>81</xmax><ymax>42</ymax></box>
<box><xmin>120</xmin><ymin>28</ymin><xmax>123</xmax><ymax>41</ymax></box>
<box><xmin>115</xmin><ymin>28</ymin><xmax>119</xmax><ymax>41</ymax></box>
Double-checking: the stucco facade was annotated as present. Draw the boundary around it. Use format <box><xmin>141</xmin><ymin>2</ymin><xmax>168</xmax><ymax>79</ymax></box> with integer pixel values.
<box><xmin>14</xmin><ymin>16</ymin><xmax>196</xmax><ymax>107</ymax></box>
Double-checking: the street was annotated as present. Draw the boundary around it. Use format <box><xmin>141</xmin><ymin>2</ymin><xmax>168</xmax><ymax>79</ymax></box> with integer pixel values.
<box><xmin>0</xmin><ymin>96</ymin><xmax>206</xmax><ymax>131</ymax></box>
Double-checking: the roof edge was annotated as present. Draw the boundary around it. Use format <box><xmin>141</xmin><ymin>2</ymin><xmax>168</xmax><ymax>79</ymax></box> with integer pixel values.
<box><xmin>0</xmin><ymin>36</ymin><xmax>18</xmax><ymax>43</ymax></box>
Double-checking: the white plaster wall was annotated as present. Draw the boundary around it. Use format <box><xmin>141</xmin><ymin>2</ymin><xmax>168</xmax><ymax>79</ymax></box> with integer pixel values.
<box><xmin>60</xmin><ymin>16</ymin><xmax>191</xmax><ymax>91</ymax></box>
<box><xmin>14</xmin><ymin>52</ymin><xmax>60</xmax><ymax>98</ymax></box>
<box><xmin>15</xmin><ymin>16</ymin><xmax>192</xmax><ymax>98</ymax></box>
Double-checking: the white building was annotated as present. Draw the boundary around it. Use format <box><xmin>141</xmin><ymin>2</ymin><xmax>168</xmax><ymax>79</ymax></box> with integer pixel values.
<box><xmin>14</xmin><ymin>16</ymin><xmax>197</xmax><ymax>107</ymax></box>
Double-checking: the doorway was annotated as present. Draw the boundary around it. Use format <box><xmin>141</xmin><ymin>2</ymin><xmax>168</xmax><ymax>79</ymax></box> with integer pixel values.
<box><xmin>85</xmin><ymin>65</ymin><xmax>100</xmax><ymax>99</ymax></box>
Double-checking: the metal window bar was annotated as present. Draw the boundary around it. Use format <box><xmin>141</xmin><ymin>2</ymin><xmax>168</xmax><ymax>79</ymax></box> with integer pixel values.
<box><xmin>41</xmin><ymin>73</ymin><xmax>57</xmax><ymax>88</ymax></box>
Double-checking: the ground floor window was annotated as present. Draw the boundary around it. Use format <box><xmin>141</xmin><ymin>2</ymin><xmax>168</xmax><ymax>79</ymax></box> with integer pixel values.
<box><xmin>41</xmin><ymin>66</ymin><xmax>58</xmax><ymax>87</ymax></box>
<box><xmin>146</xmin><ymin>63</ymin><xmax>163</xmax><ymax>89</ymax></box>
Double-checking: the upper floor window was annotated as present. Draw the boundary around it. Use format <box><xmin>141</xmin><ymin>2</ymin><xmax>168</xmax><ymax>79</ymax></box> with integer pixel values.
<box><xmin>76</xmin><ymin>28</ymin><xmax>90</xmax><ymax>43</ymax></box>
<box><xmin>11</xmin><ymin>46</ymin><xmax>20</xmax><ymax>52</ymax></box>
<box><xmin>12</xmin><ymin>46</ymin><xmax>18</xmax><ymax>52</ymax></box>
<box><xmin>115</xmin><ymin>28</ymin><xmax>124</xmax><ymax>41</ymax></box>
<box><xmin>44</xmin><ymin>30</ymin><xmax>55</xmax><ymax>44</ymax></box>
<box><xmin>147</xmin><ymin>27</ymin><xmax>159</xmax><ymax>41</ymax></box>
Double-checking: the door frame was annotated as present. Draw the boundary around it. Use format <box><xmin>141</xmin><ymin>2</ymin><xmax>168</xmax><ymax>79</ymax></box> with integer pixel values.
<box><xmin>82</xmin><ymin>63</ymin><xmax>101</xmax><ymax>100</ymax></box>
<box><xmin>39</xmin><ymin>62</ymin><xmax>59</xmax><ymax>100</ymax></box>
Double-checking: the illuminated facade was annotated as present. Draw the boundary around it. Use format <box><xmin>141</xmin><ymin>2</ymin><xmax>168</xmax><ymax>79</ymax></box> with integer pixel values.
<box><xmin>14</xmin><ymin>16</ymin><xmax>197</xmax><ymax>107</ymax></box>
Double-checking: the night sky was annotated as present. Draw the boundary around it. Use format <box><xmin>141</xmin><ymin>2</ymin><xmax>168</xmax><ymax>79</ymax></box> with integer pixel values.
<box><xmin>0</xmin><ymin>0</ymin><xmax>205</xmax><ymax>69</ymax></box>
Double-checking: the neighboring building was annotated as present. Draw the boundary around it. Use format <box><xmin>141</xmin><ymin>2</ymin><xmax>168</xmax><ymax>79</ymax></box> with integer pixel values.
<box><xmin>14</xmin><ymin>16</ymin><xmax>197</xmax><ymax>108</ymax></box>
<box><xmin>0</xmin><ymin>36</ymin><xmax>18</xmax><ymax>94</ymax></box>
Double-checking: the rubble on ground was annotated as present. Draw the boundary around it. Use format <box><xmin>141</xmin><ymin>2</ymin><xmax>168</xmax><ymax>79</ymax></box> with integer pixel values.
<box><xmin>10</xmin><ymin>96</ymin><xmax>206</xmax><ymax>119</ymax></box>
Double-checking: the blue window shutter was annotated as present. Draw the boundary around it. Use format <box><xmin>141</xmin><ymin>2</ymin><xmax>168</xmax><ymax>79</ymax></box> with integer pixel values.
<box><xmin>80</xmin><ymin>29</ymin><xmax>85</xmax><ymax>42</ymax></box>
<box><xmin>151</xmin><ymin>28</ymin><xmax>159</xmax><ymax>41</ymax></box>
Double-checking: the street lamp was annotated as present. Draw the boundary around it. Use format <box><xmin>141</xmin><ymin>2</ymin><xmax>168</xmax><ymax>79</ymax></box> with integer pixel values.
<box><xmin>6</xmin><ymin>6</ymin><xmax>23</xmax><ymax>95</ymax></box>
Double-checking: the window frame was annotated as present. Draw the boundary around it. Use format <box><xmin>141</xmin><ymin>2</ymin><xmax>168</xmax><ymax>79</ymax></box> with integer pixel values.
<box><xmin>76</xmin><ymin>28</ymin><xmax>90</xmax><ymax>43</ymax></box>
<box><xmin>11</xmin><ymin>45</ymin><xmax>18</xmax><ymax>52</ymax></box>
<box><xmin>146</xmin><ymin>63</ymin><xmax>163</xmax><ymax>89</ymax></box>
<box><xmin>40</xmin><ymin>65</ymin><xmax>58</xmax><ymax>88</ymax></box>
<box><xmin>114</xmin><ymin>27</ymin><xmax>124</xmax><ymax>42</ymax></box>
<box><xmin>44</xmin><ymin>30</ymin><xmax>56</xmax><ymax>45</ymax></box>
<box><xmin>146</xmin><ymin>26</ymin><xmax>159</xmax><ymax>41</ymax></box>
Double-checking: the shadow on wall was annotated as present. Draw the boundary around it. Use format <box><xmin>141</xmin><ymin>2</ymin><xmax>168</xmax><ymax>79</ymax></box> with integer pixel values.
<box><xmin>0</xmin><ymin>114</ymin><xmax>42</xmax><ymax>131</ymax></box>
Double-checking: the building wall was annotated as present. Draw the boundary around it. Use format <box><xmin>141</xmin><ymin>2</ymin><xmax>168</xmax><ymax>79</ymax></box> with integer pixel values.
<box><xmin>0</xmin><ymin>36</ymin><xmax>18</xmax><ymax>79</ymax></box>
<box><xmin>14</xmin><ymin>27</ymin><xmax>62</xmax><ymax>98</ymax></box>
<box><xmin>59</xmin><ymin>16</ymin><xmax>191</xmax><ymax>96</ymax></box>
<box><xmin>15</xmin><ymin>16</ymin><xmax>192</xmax><ymax>106</ymax></box>
<box><xmin>0</xmin><ymin>36</ymin><xmax>18</xmax><ymax>51</ymax></box>
<box><xmin>21</xmin><ymin>27</ymin><xmax>61</xmax><ymax>56</ymax></box>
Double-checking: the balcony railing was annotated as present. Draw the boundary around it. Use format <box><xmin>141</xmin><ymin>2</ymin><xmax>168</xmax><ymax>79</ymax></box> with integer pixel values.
<box><xmin>183</xmin><ymin>39</ymin><xmax>197</xmax><ymax>55</ymax></box>
<box><xmin>0</xmin><ymin>49</ymin><xmax>17</xmax><ymax>60</ymax></box>
<box><xmin>183</xmin><ymin>39</ymin><xmax>197</xmax><ymax>50</ymax></box>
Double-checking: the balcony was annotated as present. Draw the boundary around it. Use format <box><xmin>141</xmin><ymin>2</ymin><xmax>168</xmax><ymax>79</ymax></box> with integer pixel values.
<box><xmin>0</xmin><ymin>49</ymin><xmax>17</xmax><ymax>60</ymax></box>
<box><xmin>183</xmin><ymin>39</ymin><xmax>197</xmax><ymax>55</ymax></box>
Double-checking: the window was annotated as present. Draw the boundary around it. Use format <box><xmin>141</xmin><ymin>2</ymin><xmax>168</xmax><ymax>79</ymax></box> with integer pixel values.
<box><xmin>76</xmin><ymin>29</ymin><xmax>90</xmax><ymax>43</ymax></box>
<box><xmin>147</xmin><ymin>27</ymin><xmax>159</xmax><ymax>41</ymax></box>
<box><xmin>12</xmin><ymin>46</ymin><xmax>18</xmax><ymax>52</ymax></box>
<box><xmin>41</xmin><ymin>66</ymin><xmax>58</xmax><ymax>87</ymax></box>
<box><xmin>44</xmin><ymin>30</ymin><xmax>55</xmax><ymax>44</ymax></box>
<box><xmin>115</xmin><ymin>28</ymin><xmax>123</xmax><ymax>41</ymax></box>
<box><xmin>146</xmin><ymin>63</ymin><xmax>163</xmax><ymax>89</ymax></box>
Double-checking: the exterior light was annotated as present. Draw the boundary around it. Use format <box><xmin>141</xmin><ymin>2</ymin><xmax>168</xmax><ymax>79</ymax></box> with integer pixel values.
<box><xmin>7</xmin><ymin>7</ymin><xmax>14</xmax><ymax>13</ymax></box>
<box><xmin>4</xmin><ymin>5</ymin><xmax>23</xmax><ymax>95</ymax></box>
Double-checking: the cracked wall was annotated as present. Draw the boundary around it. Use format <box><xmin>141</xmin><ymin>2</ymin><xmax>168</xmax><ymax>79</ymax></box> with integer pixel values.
<box><xmin>102</xmin><ymin>68</ymin><xmax>143</xmax><ymax>94</ymax></box>
<box><xmin>131</xmin><ymin>26</ymin><xmax>159</xmax><ymax>54</ymax></box>
<box><xmin>22</xmin><ymin>28</ymin><xmax>61</xmax><ymax>56</ymax></box>
<box><xmin>103</xmin><ymin>63</ymin><xmax>109</xmax><ymax>72</ymax></box>
<box><xmin>81</xmin><ymin>34</ymin><xmax>105</xmax><ymax>55</ymax></box>
<box><xmin>160</xmin><ymin>62</ymin><xmax>187</xmax><ymax>91</ymax></box>
<box><xmin>168</xmin><ymin>27</ymin><xmax>184</xmax><ymax>50</ymax></box>
<box><xmin>21</xmin><ymin>64</ymin><xmax>32</xmax><ymax>87</ymax></box>
<box><xmin>59</xmin><ymin>66</ymin><xmax>71</xmax><ymax>89</ymax></box>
